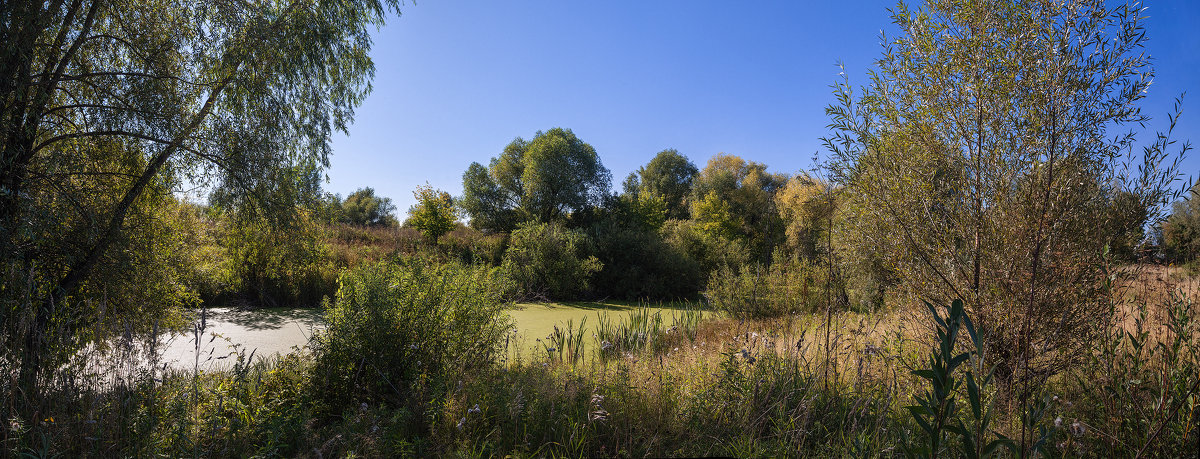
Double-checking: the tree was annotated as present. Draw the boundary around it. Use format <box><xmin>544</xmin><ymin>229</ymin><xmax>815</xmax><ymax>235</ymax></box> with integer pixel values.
<box><xmin>460</xmin><ymin>162</ymin><xmax>521</xmax><ymax>232</ymax></box>
<box><xmin>0</xmin><ymin>0</ymin><xmax>399</xmax><ymax>400</ymax></box>
<box><xmin>405</xmin><ymin>184</ymin><xmax>457</xmax><ymax>243</ymax></box>
<box><xmin>776</xmin><ymin>173</ymin><xmax>836</xmax><ymax>260</ymax></box>
<box><xmin>342</xmin><ymin>187</ymin><xmax>397</xmax><ymax>227</ymax></box>
<box><xmin>689</xmin><ymin>153</ymin><xmax>789</xmax><ymax>261</ymax></box>
<box><xmin>627</xmin><ymin>149</ymin><xmax>698</xmax><ymax>220</ymax></box>
<box><xmin>1162</xmin><ymin>186</ymin><xmax>1200</xmax><ymax>262</ymax></box>
<box><xmin>824</xmin><ymin>0</ymin><xmax>1188</xmax><ymax>412</ymax></box>
<box><xmin>460</xmin><ymin>128</ymin><xmax>611</xmax><ymax>231</ymax></box>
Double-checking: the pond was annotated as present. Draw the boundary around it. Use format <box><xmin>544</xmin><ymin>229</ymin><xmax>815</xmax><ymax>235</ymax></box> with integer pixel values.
<box><xmin>159</xmin><ymin>307</ymin><xmax>323</xmax><ymax>370</ymax></box>
<box><xmin>161</xmin><ymin>302</ymin><xmax>708</xmax><ymax>369</ymax></box>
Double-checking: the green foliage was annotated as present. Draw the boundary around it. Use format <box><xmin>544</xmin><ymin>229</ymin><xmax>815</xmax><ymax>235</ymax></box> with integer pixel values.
<box><xmin>660</xmin><ymin>218</ymin><xmax>749</xmax><ymax>275</ymax></box>
<box><xmin>689</xmin><ymin>153</ymin><xmax>788</xmax><ymax>262</ymax></box>
<box><xmin>593</xmin><ymin>306</ymin><xmax>701</xmax><ymax>358</ymax></box>
<box><xmin>1104</xmin><ymin>190</ymin><xmax>1151</xmax><ymax>262</ymax></box>
<box><xmin>620</xmin><ymin>192</ymin><xmax>669</xmax><ymax>232</ymax></box>
<box><xmin>1162</xmin><ymin>186</ymin><xmax>1200</xmax><ymax>262</ymax></box>
<box><xmin>0</xmin><ymin>164</ymin><xmax>198</xmax><ymax>399</ymax></box>
<box><xmin>459</xmin><ymin>162</ymin><xmax>521</xmax><ymax>232</ymax></box>
<box><xmin>704</xmin><ymin>254</ymin><xmax>835</xmax><ymax>319</ymax></box>
<box><xmin>626</xmin><ymin>149</ymin><xmax>699</xmax><ymax>220</ymax></box>
<box><xmin>501</xmin><ymin>221</ymin><xmax>602</xmax><ymax>300</ymax></box>
<box><xmin>461</xmin><ymin>128</ymin><xmax>611</xmax><ymax>231</ymax></box>
<box><xmin>0</xmin><ymin>0</ymin><xmax>399</xmax><ymax>402</ymax></box>
<box><xmin>215</xmin><ymin>210</ymin><xmax>337</xmax><ymax>307</ymax></box>
<box><xmin>340</xmin><ymin>187</ymin><xmax>398</xmax><ymax>227</ymax></box>
<box><xmin>437</xmin><ymin>226</ymin><xmax>508</xmax><ymax>265</ymax></box>
<box><xmin>776</xmin><ymin>173</ymin><xmax>836</xmax><ymax>261</ymax></box>
<box><xmin>587</xmin><ymin>208</ymin><xmax>702</xmax><ymax>301</ymax></box>
<box><xmin>540</xmin><ymin>317</ymin><xmax>589</xmax><ymax>366</ymax></box>
<box><xmin>904</xmin><ymin>299</ymin><xmax>1013</xmax><ymax>459</ymax></box>
<box><xmin>310</xmin><ymin>259</ymin><xmax>513</xmax><ymax>411</ymax></box>
<box><xmin>1067</xmin><ymin>285</ymin><xmax>1200</xmax><ymax>457</ymax></box>
<box><xmin>405</xmin><ymin>184</ymin><xmax>457</xmax><ymax>243</ymax></box>
<box><xmin>832</xmin><ymin>194</ymin><xmax>895</xmax><ymax>312</ymax></box>
<box><xmin>692</xmin><ymin>190</ymin><xmax>741</xmax><ymax>241</ymax></box>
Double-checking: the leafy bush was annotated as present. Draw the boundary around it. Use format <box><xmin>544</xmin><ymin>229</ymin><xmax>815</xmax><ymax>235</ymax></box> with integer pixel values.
<box><xmin>309</xmin><ymin>260</ymin><xmax>513</xmax><ymax>413</ymax></box>
<box><xmin>660</xmin><ymin>218</ymin><xmax>749</xmax><ymax>275</ymax></box>
<box><xmin>1065</xmin><ymin>288</ymin><xmax>1200</xmax><ymax>457</ymax></box>
<box><xmin>217</xmin><ymin>214</ymin><xmax>338</xmax><ymax>307</ymax></box>
<box><xmin>589</xmin><ymin>223</ymin><xmax>702</xmax><ymax>301</ymax></box>
<box><xmin>1161</xmin><ymin>186</ymin><xmax>1200</xmax><ymax>262</ymax></box>
<box><xmin>704</xmin><ymin>254</ymin><xmax>836</xmax><ymax>319</ymax></box>
<box><xmin>501</xmin><ymin>221</ymin><xmax>602</xmax><ymax>300</ymax></box>
<box><xmin>903</xmin><ymin>299</ymin><xmax>1014</xmax><ymax>458</ymax></box>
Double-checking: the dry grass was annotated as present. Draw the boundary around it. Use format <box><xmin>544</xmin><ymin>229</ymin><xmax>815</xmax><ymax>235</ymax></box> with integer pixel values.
<box><xmin>1112</xmin><ymin>264</ymin><xmax>1200</xmax><ymax>340</ymax></box>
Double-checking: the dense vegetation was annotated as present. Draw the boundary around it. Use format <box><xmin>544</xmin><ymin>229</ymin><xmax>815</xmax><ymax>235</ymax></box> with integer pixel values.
<box><xmin>2</xmin><ymin>0</ymin><xmax>1199</xmax><ymax>457</ymax></box>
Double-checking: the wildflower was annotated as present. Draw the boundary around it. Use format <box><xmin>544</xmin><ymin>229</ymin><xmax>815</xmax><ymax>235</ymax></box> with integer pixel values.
<box><xmin>1069</xmin><ymin>420</ymin><xmax>1086</xmax><ymax>436</ymax></box>
<box><xmin>600</xmin><ymin>340</ymin><xmax>613</xmax><ymax>351</ymax></box>
<box><xmin>456</xmin><ymin>417</ymin><xmax>466</xmax><ymax>430</ymax></box>
<box><xmin>1054</xmin><ymin>416</ymin><xmax>1062</xmax><ymax>428</ymax></box>
<box><xmin>360</xmin><ymin>402</ymin><xmax>368</xmax><ymax>413</ymax></box>
<box><xmin>468</xmin><ymin>404</ymin><xmax>481</xmax><ymax>415</ymax></box>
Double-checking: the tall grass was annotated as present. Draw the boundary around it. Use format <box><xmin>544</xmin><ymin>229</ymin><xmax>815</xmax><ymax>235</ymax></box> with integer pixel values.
<box><xmin>592</xmin><ymin>305</ymin><xmax>703</xmax><ymax>358</ymax></box>
<box><xmin>9</xmin><ymin>263</ymin><xmax>1200</xmax><ymax>457</ymax></box>
<box><xmin>541</xmin><ymin>317</ymin><xmax>588</xmax><ymax>365</ymax></box>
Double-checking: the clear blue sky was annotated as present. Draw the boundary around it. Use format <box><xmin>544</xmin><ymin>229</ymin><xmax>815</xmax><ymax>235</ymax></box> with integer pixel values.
<box><xmin>326</xmin><ymin>0</ymin><xmax>1200</xmax><ymax>215</ymax></box>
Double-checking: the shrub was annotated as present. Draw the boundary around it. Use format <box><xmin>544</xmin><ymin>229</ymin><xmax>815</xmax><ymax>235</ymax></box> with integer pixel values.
<box><xmin>660</xmin><ymin>218</ymin><xmax>749</xmax><ymax>276</ymax></box>
<box><xmin>704</xmin><ymin>254</ymin><xmax>836</xmax><ymax>319</ymax></box>
<box><xmin>588</xmin><ymin>224</ymin><xmax>702</xmax><ymax>301</ymax></box>
<box><xmin>1065</xmin><ymin>287</ymin><xmax>1200</xmax><ymax>457</ymax></box>
<box><xmin>309</xmin><ymin>260</ymin><xmax>513</xmax><ymax>413</ymax></box>
<box><xmin>501</xmin><ymin>221</ymin><xmax>601</xmax><ymax>300</ymax></box>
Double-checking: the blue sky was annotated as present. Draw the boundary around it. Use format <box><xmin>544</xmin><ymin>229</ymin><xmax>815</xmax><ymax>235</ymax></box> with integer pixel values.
<box><xmin>326</xmin><ymin>0</ymin><xmax>1200</xmax><ymax>215</ymax></box>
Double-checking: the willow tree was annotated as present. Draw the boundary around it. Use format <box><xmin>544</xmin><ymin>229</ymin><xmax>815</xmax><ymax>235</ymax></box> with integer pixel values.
<box><xmin>460</xmin><ymin>128</ymin><xmax>611</xmax><ymax>232</ymax></box>
<box><xmin>0</xmin><ymin>0</ymin><xmax>398</xmax><ymax>399</ymax></box>
<box><xmin>824</xmin><ymin>0</ymin><xmax>1187</xmax><ymax>395</ymax></box>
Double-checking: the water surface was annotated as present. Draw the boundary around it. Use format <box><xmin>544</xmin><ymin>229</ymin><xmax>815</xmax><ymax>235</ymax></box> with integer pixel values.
<box><xmin>159</xmin><ymin>307</ymin><xmax>323</xmax><ymax>370</ymax></box>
